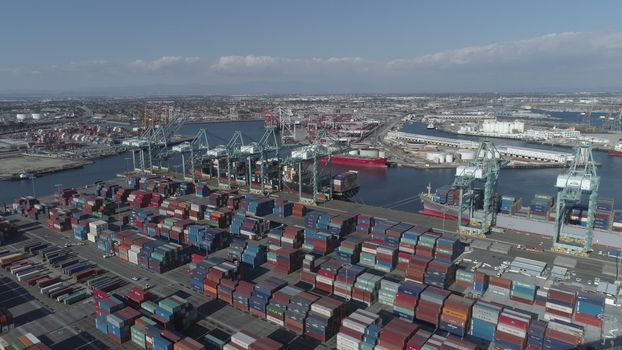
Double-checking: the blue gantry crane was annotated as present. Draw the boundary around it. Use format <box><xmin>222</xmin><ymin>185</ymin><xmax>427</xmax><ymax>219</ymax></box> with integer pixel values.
<box><xmin>452</xmin><ymin>141</ymin><xmax>508</xmax><ymax>237</ymax></box>
<box><xmin>553</xmin><ymin>143</ymin><xmax>600</xmax><ymax>253</ymax></box>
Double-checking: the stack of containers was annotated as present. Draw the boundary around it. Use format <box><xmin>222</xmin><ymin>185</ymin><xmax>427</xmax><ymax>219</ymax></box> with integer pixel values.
<box><xmin>74</xmin><ymin>224</ymin><xmax>88</xmax><ymax>240</ymax></box>
<box><xmin>227</xmin><ymin>195</ymin><xmax>244</xmax><ymax>211</ymax></box>
<box><xmin>205</xmin><ymin>208</ymin><xmax>232</xmax><ymax>229</ymax></box>
<box><xmin>292</xmin><ymin>203</ymin><xmax>307</xmax><ymax>217</ymax></box>
<box><xmin>130</xmin><ymin>316</ymin><xmax>157</xmax><ymax>348</ymax></box>
<box><xmin>241</xmin><ymin>242</ymin><xmax>267</xmax><ymax>269</ymax></box>
<box><xmin>455</xmin><ymin>268</ymin><xmax>474</xmax><ymax>289</ymax></box>
<box><xmin>336</xmin><ymin>309</ymin><xmax>382</xmax><ymax>350</ymax></box>
<box><xmin>229</xmin><ymin>331</ymin><xmax>256</xmax><ymax>350</ymax></box>
<box><xmin>393</xmin><ymin>280</ymin><xmax>426</xmax><ymax>321</ymax></box>
<box><xmin>355</xmin><ymin>214</ymin><xmax>374</xmax><ymax>234</ymax></box>
<box><xmin>500</xmin><ymin>195</ymin><xmax>522</xmax><ymax>215</ymax></box>
<box><xmin>218</xmin><ymin>278</ymin><xmax>238</xmax><ymax>304</ymax></box>
<box><xmin>527</xmin><ymin>320</ymin><xmax>547</xmax><ymax>350</ymax></box>
<box><xmin>472</xmin><ymin>271</ymin><xmax>489</xmax><ymax>296</ymax></box>
<box><xmin>488</xmin><ymin>276</ymin><xmax>512</xmax><ymax>298</ymax></box>
<box><xmin>195</xmin><ymin>183</ymin><xmax>211</xmax><ymax>197</ymax></box>
<box><xmin>529</xmin><ymin>194</ymin><xmax>553</xmax><ymax>220</ymax></box>
<box><xmin>303</xmin><ymin>228</ymin><xmax>336</xmax><ymax>256</ymax></box>
<box><xmin>612</xmin><ymin>210</ymin><xmax>622</xmax><ymax>232</ymax></box>
<box><xmin>228</xmin><ymin>239</ymin><xmax>247</xmax><ymax>261</ymax></box>
<box><xmin>378</xmin><ymin>279</ymin><xmax>400</xmax><ymax>307</ymax></box>
<box><xmin>285</xmin><ymin>292</ymin><xmax>319</xmax><ymax>335</ymax></box>
<box><xmin>495</xmin><ymin>308</ymin><xmax>533</xmax><ymax>350</ymax></box>
<box><xmin>416</xmin><ymin>232</ymin><xmax>440</xmax><ymax>257</ymax></box>
<box><xmin>272</xmin><ymin>199</ymin><xmax>294</xmax><ymax>217</ymax></box>
<box><xmin>376</xmin><ymin>318</ymin><xmax>418</xmax><ymax>350</ymax></box>
<box><xmin>316</xmin><ymin>259</ymin><xmax>343</xmax><ymax>293</ymax></box>
<box><xmin>442</xmin><ymin>335</ymin><xmax>478</xmax><ymax>350</ymax></box>
<box><xmin>232</xmin><ymin>281</ymin><xmax>255</xmax><ymax>312</ymax></box>
<box><xmin>305</xmin><ymin>296</ymin><xmax>345</xmax><ymax>342</ymax></box>
<box><xmin>107</xmin><ymin>307</ymin><xmax>142</xmax><ymax>345</ymax></box>
<box><xmin>424</xmin><ymin>259</ymin><xmax>456</xmax><ymax>289</ymax></box>
<box><xmin>266</xmin><ymin>286</ymin><xmax>302</xmax><ymax>327</ymax></box>
<box><xmin>207</xmin><ymin>192</ymin><xmax>228</xmax><ymax>209</ymax></box>
<box><xmin>328</xmin><ymin>213</ymin><xmax>358</xmax><ymax>239</ymax></box>
<box><xmin>385</xmin><ymin>223</ymin><xmax>412</xmax><ymax>247</ymax></box>
<box><xmin>352</xmin><ymin>273</ymin><xmax>383</xmax><ymax>306</ymax></box>
<box><xmin>204</xmin><ymin>329</ymin><xmax>231</xmax><ymax>350</ymax></box>
<box><xmin>397</xmin><ymin>225</ymin><xmax>428</xmax><ymax>270</ymax></box>
<box><xmin>594</xmin><ymin>198</ymin><xmax>614</xmax><ymax>230</ymax></box>
<box><xmin>574</xmin><ymin>291</ymin><xmax>605</xmax><ymax>328</ymax></box>
<box><xmin>249</xmin><ymin>277</ymin><xmax>287</xmax><ymax>319</ymax></box>
<box><xmin>128</xmin><ymin>191</ymin><xmax>152</xmax><ymax>208</ymax></box>
<box><xmin>266</xmin><ymin>246</ymin><xmax>302</xmax><ymax>274</ymax></box>
<box><xmin>469</xmin><ymin>300</ymin><xmax>503</xmax><ymax>342</ymax></box>
<box><xmin>543</xmin><ymin>320</ymin><xmax>583</xmax><ymax>349</ymax></box>
<box><xmin>333</xmin><ymin>264</ymin><xmax>366</xmax><ymax>300</ymax></box>
<box><xmin>375</xmin><ymin>245</ymin><xmax>397</xmax><ymax>272</ymax></box>
<box><xmin>434</xmin><ymin>234</ymin><xmax>463</xmax><ymax>262</ymax></box>
<box><xmin>268</xmin><ymin>226</ymin><xmax>285</xmax><ymax>246</ymax></box>
<box><xmin>186</xmin><ymin>226</ymin><xmax>225</xmax><ymax>254</ymax></box>
<box><xmin>241</xmin><ymin>196</ymin><xmax>274</xmax><ymax>217</ymax></box>
<box><xmin>359</xmin><ymin>241</ymin><xmax>379</xmax><ymax>268</ymax></box>
<box><xmin>189</xmin><ymin>202</ymin><xmax>206</xmax><ymax>221</ymax></box>
<box><xmin>510</xmin><ymin>276</ymin><xmax>537</xmax><ymax>304</ymax></box>
<box><xmin>416</xmin><ymin>286</ymin><xmax>451</xmax><ymax>328</ymax></box>
<box><xmin>439</xmin><ymin>295</ymin><xmax>474</xmax><ymax>337</ymax></box>
<box><xmin>544</xmin><ymin>286</ymin><xmax>576</xmax><ymax>323</ymax></box>
<box><xmin>405</xmin><ymin>255</ymin><xmax>432</xmax><ymax>284</ymax></box>
<box><xmin>336</xmin><ymin>237</ymin><xmax>363</xmax><ymax>264</ymax></box>
<box><xmin>299</xmin><ymin>254</ymin><xmax>317</xmax><ymax>286</ymax></box>
<box><xmin>359</xmin><ymin>323</ymin><xmax>383</xmax><ymax>350</ymax></box>
<box><xmin>281</xmin><ymin>226</ymin><xmax>304</xmax><ymax>249</ymax></box>
<box><xmin>405</xmin><ymin>329</ymin><xmax>433</xmax><ymax>350</ymax></box>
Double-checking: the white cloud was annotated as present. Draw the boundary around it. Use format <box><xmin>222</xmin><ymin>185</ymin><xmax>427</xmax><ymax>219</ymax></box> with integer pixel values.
<box><xmin>211</xmin><ymin>55</ymin><xmax>369</xmax><ymax>72</ymax></box>
<box><xmin>387</xmin><ymin>31</ymin><xmax>622</xmax><ymax>69</ymax></box>
<box><xmin>2</xmin><ymin>32</ymin><xmax>622</xmax><ymax>92</ymax></box>
<box><xmin>129</xmin><ymin>56</ymin><xmax>201</xmax><ymax>71</ymax></box>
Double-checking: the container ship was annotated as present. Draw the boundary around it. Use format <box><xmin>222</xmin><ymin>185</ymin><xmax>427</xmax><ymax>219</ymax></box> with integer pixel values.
<box><xmin>420</xmin><ymin>185</ymin><xmax>622</xmax><ymax>246</ymax></box>
<box><xmin>321</xmin><ymin>148</ymin><xmax>388</xmax><ymax>168</ymax></box>
<box><xmin>608</xmin><ymin>140</ymin><xmax>622</xmax><ymax>157</ymax></box>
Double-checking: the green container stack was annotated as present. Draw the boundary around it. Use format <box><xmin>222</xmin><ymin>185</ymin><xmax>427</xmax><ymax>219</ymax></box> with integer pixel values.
<box><xmin>378</xmin><ymin>279</ymin><xmax>400</xmax><ymax>306</ymax></box>
<box><xmin>510</xmin><ymin>280</ymin><xmax>537</xmax><ymax>303</ymax></box>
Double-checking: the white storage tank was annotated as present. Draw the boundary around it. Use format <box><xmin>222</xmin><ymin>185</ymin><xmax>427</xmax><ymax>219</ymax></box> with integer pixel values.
<box><xmin>359</xmin><ymin>148</ymin><xmax>380</xmax><ymax>158</ymax></box>
<box><xmin>426</xmin><ymin>152</ymin><xmax>445</xmax><ymax>162</ymax></box>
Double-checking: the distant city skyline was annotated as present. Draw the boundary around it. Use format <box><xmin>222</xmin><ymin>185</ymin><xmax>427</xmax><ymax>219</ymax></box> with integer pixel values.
<box><xmin>2</xmin><ymin>1</ymin><xmax>622</xmax><ymax>94</ymax></box>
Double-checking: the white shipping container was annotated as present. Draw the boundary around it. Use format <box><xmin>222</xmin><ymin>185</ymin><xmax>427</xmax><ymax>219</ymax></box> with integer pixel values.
<box><xmin>266</xmin><ymin>315</ymin><xmax>284</xmax><ymax>327</ymax></box>
<box><xmin>316</xmin><ymin>275</ymin><xmax>334</xmax><ymax>286</ymax></box>
<box><xmin>497</xmin><ymin>323</ymin><xmax>527</xmax><ymax>338</ymax></box>
<box><xmin>231</xmin><ymin>332</ymin><xmax>256</xmax><ymax>349</ymax></box>
<box><xmin>342</xmin><ymin>318</ymin><xmax>367</xmax><ymax>334</ymax></box>
<box><xmin>543</xmin><ymin>313</ymin><xmax>572</xmax><ymax>323</ymax></box>
<box><xmin>545</xmin><ymin>302</ymin><xmax>574</xmax><ymax>314</ymax></box>
<box><xmin>310</xmin><ymin>304</ymin><xmax>334</xmax><ymax>318</ymax></box>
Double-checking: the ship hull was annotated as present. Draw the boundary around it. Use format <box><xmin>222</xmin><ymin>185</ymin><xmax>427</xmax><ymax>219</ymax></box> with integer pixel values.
<box><xmin>608</xmin><ymin>149</ymin><xmax>622</xmax><ymax>157</ymax></box>
<box><xmin>420</xmin><ymin>196</ymin><xmax>622</xmax><ymax>248</ymax></box>
<box><xmin>320</xmin><ymin>156</ymin><xmax>387</xmax><ymax>167</ymax></box>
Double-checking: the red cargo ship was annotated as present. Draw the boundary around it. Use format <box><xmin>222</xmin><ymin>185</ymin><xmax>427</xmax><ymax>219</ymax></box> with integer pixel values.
<box><xmin>608</xmin><ymin>140</ymin><xmax>622</xmax><ymax>157</ymax></box>
<box><xmin>320</xmin><ymin>155</ymin><xmax>387</xmax><ymax>167</ymax></box>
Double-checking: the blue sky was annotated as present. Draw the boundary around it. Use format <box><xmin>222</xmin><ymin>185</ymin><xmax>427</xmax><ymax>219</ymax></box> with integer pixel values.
<box><xmin>2</xmin><ymin>1</ymin><xmax>622</xmax><ymax>94</ymax></box>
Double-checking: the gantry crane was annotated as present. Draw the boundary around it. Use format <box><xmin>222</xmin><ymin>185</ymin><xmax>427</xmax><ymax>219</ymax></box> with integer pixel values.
<box><xmin>172</xmin><ymin>129</ymin><xmax>210</xmax><ymax>181</ymax></box>
<box><xmin>122</xmin><ymin>107</ymin><xmax>189</xmax><ymax>173</ymax></box>
<box><xmin>283</xmin><ymin>129</ymin><xmax>350</xmax><ymax>204</ymax></box>
<box><xmin>553</xmin><ymin>143</ymin><xmax>600</xmax><ymax>253</ymax></box>
<box><xmin>453</xmin><ymin>141</ymin><xmax>508</xmax><ymax>237</ymax></box>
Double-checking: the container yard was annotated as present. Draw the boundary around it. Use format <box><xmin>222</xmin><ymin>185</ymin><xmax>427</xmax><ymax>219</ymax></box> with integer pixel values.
<box><xmin>0</xmin><ymin>171</ymin><xmax>621</xmax><ymax>350</ymax></box>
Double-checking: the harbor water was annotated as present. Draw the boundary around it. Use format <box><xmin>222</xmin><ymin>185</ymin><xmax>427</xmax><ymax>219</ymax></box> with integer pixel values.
<box><xmin>1</xmin><ymin>116</ymin><xmax>621</xmax><ymax>214</ymax></box>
